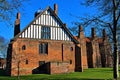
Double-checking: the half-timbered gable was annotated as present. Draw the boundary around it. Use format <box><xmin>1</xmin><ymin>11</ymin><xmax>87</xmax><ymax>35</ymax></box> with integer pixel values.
<box><xmin>16</xmin><ymin>6</ymin><xmax>77</xmax><ymax>43</ymax></box>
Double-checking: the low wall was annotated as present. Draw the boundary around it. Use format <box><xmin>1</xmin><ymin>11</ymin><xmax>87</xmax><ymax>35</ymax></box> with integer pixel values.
<box><xmin>46</xmin><ymin>61</ymin><xmax>70</xmax><ymax>74</ymax></box>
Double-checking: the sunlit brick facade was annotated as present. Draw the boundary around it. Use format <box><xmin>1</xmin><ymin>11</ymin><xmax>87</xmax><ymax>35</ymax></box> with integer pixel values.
<box><xmin>6</xmin><ymin>4</ymin><xmax>113</xmax><ymax>76</ymax></box>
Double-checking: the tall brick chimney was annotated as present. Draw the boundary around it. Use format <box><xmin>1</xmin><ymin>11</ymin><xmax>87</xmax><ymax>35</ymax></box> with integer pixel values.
<box><xmin>78</xmin><ymin>25</ymin><xmax>83</xmax><ymax>38</ymax></box>
<box><xmin>91</xmin><ymin>28</ymin><xmax>96</xmax><ymax>39</ymax></box>
<box><xmin>54</xmin><ymin>4</ymin><xmax>58</xmax><ymax>15</ymax></box>
<box><xmin>103</xmin><ymin>29</ymin><xmax>107</xmax><ymax>40</ymax></box>
<box><xmin>14</xmin><ymin>12</ymin><xmax>20</xmax><ymax>37</ymax></box>
<box><xmin>77</xmin><ymin>25</ymin><xmax>88</xmax><ymax>69</ymax></box>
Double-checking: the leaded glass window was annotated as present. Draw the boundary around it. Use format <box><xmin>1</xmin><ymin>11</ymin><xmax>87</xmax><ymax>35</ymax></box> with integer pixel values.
<box><xmin>41</xmin><ymin>26</ymin><xmax>50</xmax><ymax>39</ymax></box>
<box><xmin>39</xmin><ymin>43</ymin><xmax>48</xmax><ymax>54</ymax></box>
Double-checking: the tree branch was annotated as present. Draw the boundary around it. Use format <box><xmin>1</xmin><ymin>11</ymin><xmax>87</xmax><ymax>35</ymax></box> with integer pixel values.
<box><xmin>116</xmin><ymin>12</ymin><xmax>120</xmax><ymax>22</ymax></box>
<box><xmin>95</xmin><ymin>18</ymin><xmax>114</xmax><ymax>33</ymax></box>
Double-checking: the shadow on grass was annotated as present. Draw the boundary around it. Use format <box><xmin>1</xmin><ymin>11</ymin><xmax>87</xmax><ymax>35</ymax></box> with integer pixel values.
<box><xmin>0</xmin><ymin>69</ymin><xmax>6</xmax><ymax>76</ymax></box>
<box><xmin>0</xmin><ymin>68</ymin><xmax>113</xmax><ymax>80</ymax></box>
<box><xmin>27</xmin><ymin>78</ymin><xmax>106</xmax><ymax>80</ymax></box>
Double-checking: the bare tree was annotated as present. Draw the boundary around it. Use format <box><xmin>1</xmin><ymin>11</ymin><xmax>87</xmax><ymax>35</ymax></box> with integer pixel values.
<box><xmin>70</xmin><ymin>0</ymin><xmax>120</xmax><ymax>79</ymax></box>
<box><xmin>0</xmin><ymin>0</ymin><xmax>29</xmax><ymax>24</ymax></box>
<box><xmin>7</xmin><ymin>40</ymin><xmax>26</xmax><ymax>80</ymax></box>
<box><xmin>0</xmin><ymin>36</ymin><xmax>8</xmax><ymax>58</ymax></box>
<box><xmin>12</xmin><ymin>48</ymin><xmax>23</xmax><ymax>80</ymax></box>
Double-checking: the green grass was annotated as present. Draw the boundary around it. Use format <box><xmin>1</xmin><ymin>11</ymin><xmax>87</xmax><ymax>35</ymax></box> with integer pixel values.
<box><xmin>0</xmin><ymin>68</ymin><xmax>118</xmax><ymax>80</ymax></box>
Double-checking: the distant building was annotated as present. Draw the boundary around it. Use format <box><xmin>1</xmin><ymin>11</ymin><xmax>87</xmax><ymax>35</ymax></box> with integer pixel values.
<box><xmin>85</xmin><ymin>28</ymin><xmax>113</xmax><ymax>68</ymax></box>
<box><xmin>6</xmin><ymin>4</ymin><xmax>113</xmax><ymax>76</ymax></box>
<box><xmin>0</xmin><ymin>58</ymin><xmax>6</xmax><ymax>69</ymax></box>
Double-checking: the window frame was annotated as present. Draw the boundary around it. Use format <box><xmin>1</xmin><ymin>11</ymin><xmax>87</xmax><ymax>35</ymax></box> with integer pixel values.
<box><xmin>41</xmin><ymin>26</ymin><xmax>51</xmax><ymax>39</ymax></box>
<box><xmin>39</xmin><ymin>43</ymin><xmax>48</xmax><ymax>54</ymax></box>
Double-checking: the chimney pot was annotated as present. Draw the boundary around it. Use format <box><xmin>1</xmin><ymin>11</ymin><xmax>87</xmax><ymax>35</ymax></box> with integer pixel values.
<box><xmin>91</xmin><ymin>28</ymin><xmax>96</xmax><ymax>38</ymax></box>
<box><xmin>14</xmin><ymin>12</ymin><xmax>20</xmax><ymax>37</ymax></box>
<box><xmin>103</xmin><ymin>29</ymin><xmax>107</xmax><ymax>40</ymax></box>
<box><xmin>54</xmin><ymin>4</ymin><xmax>58</xmax><ymax>15</ymax></box>
<box><xmin>63</xmin><ymin>23</ymin><xmax>66</xmax><ymax>27</ymax></box>
<box><xmin>79</xmin><ymin>25</ymin><xmax>83</xmax><ymax>31</ymax></box>
<box><xmin>17</xmin><ymin>12</ymin><xmax>20</xmax><ymax>19</ymax></box>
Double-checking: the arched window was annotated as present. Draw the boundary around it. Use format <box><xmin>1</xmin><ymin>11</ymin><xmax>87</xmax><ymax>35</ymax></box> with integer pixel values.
<box><xmin>70</xmin><ymin>60</ymin><xmax>72</xmax><ymax>64</ymax></box>
<box><xmin>26</xmin><ymin>59</ymin><xmax>28</xmax><ymax>64</ymax></box>
<box><xmin>70</xmin><ymin>47</ymin><xmax>73</xmax><ymax>51</ymax></box>
<box><xmin>22</xmin><ymin>45</ymin><xmax>26</xmax><ymax>50</ymax></box>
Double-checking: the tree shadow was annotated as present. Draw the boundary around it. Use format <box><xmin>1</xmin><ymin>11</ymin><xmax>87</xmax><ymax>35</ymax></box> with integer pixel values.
<box><xmin>31</xmin><ymin>78</ymin><xmax>106</xmax><ymax>80</ymax></box>
<box><xmin>0</xmin><ymin>69</ymin><xmax>7</xmax><ymax>76</ymax></box>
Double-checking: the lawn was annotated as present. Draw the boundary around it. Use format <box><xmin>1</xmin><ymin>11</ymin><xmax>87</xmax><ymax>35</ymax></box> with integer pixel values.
<box><xmin>0</xmin><ymin>68</ymin><xmax>118</xmax><ymax>80</ymax></box>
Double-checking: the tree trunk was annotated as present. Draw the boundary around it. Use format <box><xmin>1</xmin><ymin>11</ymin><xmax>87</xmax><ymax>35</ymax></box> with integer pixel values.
<box><xmin>113</xmin><ymin>32</ymin><xmax>119</xmax><ymax>79</ymax></box>
<box><xmin>112</xmin><ymin>0</ymin><xmax>119</xmax><ymax>79</ymax></box>
<box><xmin>113</xmin><ymin>44</ymin><xmax>119</xmax><ymax>80</ymax></box>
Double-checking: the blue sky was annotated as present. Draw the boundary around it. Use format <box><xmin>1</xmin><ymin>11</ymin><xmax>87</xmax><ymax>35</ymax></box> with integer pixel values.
<box><xmin>0</xmin><ymin>0</ymin><xmax>96</xmax><ymax>41</ymax></box>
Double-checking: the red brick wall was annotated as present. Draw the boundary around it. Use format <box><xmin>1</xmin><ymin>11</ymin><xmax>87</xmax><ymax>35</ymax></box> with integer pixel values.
<box><xmin>92</xmin><ymin>40</ymin><xmax>101</xmax><ymax>67</ymax></box>
<box><xmin>47</xmin><ymin>61</ymin><xmax>69</xmax><ymax>74</ymax></box>
<box><xmin>75</xmin><ymin>44</ymin><xmax>82</xmax><ymax>71</ymax></box>
<box><xmin>81</xmin><ymin>39</ymin><xmax>88</xmax><ymax>69</ymax></box>
<box><xmin>86</xmin><ymin>42</ymin><xmax>93</xmax><ymax>68</ymax></box>
<box><xmin>99</xmin><ymin>40</ymin><xmax>113</xmax><ymax>67</ymax></box>
<box><xmin>75</xmin><ymin>41</ymin><xmax>88</xmax><ymax>71</ymax></box>
<box><xmin>7</xmin><ymin>38</ymin><xmax>75</xmax><ymax>76</ymax></box>
<box><xmin>76</xmin><ymin>26</ymin><xmax>88</xmax><ymax>70</ymax></box>
<box><xmin>86</xmin><ymin>40</ymin><xmax>101</xmax><ymax>68</ymax></box>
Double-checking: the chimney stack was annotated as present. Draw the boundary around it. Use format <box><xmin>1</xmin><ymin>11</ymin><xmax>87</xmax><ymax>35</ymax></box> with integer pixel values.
<box><xmin>78</xmin><ymin>25</ymin><xmax>83</xmax><ymax>38</ymax></box>
<box><xmin>103</xmin><ymin>29</ymin><xmax>107</xmax><ymax>40</ymax></box>
<box><xmin>17</xmin><ymin>12</ymin><xmax>20</xmax><ymax>19</ymax></box>
<box><xmin>63</xmin><ymin>23</ymin><xmax>66</xmax><ymax>27</ymax></box>
<box><xmin>54</xmin><ymin>4</ymin><xmax>58</xmax><ymax>15</ymax></box>
<box><xmin>14</xmin><ymin>12</ymin><xmax>20</xmax><ymax>37</ymax></box>
<box><xmin>91</xmin><ymin>28</ymin><xmax>96</xmax><ymax>39</ymax></box>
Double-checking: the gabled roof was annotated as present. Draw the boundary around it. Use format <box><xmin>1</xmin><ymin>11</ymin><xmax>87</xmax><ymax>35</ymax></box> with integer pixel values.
<box><xmin>13</xmin><ymin>6</ymin><xmax>79</xmax><ymax>44</ymax></box>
